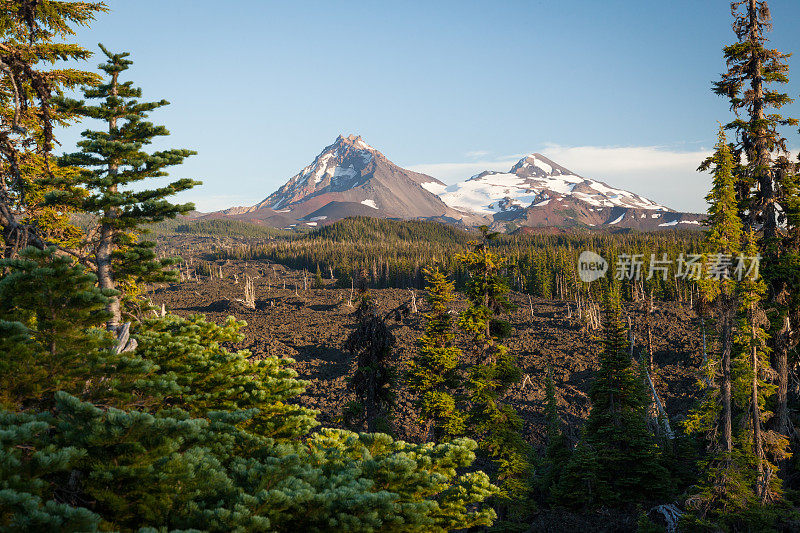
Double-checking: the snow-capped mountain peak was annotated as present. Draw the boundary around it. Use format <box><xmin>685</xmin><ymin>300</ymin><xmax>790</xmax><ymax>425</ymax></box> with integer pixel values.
<box><xmin>225</xmin><ymin>134</ymin><xmax>454</xmax><ymax>225</ymax></box>
<box><xmin>260</xmin><ymin>134</ymin><xmax>379</xmax><ymax>210</ymax></box>
<box><xmin>211</xmin><ymin>140</ymin><xmax>701</xmax><ymax>232</ymax></box>
<box><xmin>439</xmin><ymin>153</ymin><xmax>670</xmax><ymax>216</ymax></box>
<box><xmin>509</xmin><ymin>153</ymin><xmax>574</xmax><ymax>178</ymax></box>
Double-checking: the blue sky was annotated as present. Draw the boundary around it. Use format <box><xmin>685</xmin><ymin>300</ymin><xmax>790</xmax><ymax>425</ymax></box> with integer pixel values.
<box><xmin>59</xmin><ymin>0</ymin><xmax>800</xmax><ymax>213</ymax></box>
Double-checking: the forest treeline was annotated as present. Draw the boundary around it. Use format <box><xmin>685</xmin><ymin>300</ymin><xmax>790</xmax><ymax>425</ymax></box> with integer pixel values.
<box><xmin>153</xmin><ymin>217</ymin><xmax>295</xmax><ymax>239</ymax></box>
<box><xmin>211</xmin><ymin>216</ymin><xmax>703</xmax><ymax>303</ymax></box>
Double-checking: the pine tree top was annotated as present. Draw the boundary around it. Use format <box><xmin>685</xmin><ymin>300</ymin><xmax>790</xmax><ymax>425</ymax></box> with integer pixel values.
<box><xmin>52</xmin><ymin>44</ymin><xmax>199</xmax><ymax>226</ymax></box>
<box><xmin>705</xmin><ymin>127</ymin><xmax>743</xmax><ymax>256</ymax></box>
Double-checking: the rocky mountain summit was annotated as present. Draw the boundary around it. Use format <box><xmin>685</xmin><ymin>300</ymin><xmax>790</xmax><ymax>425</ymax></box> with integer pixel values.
<box><xmin>212</xmin><ymin>134</ymin><xmax>467</xmax><ymax>228</ymax></box>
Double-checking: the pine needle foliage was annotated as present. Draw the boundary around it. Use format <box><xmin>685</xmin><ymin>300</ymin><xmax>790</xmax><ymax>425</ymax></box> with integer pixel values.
<box><xmin>49</xmin><ymin>44</ymin><xmax>199</xmax><ymax>328</ymax></box>
<box><xmin>0</xmin><ymin>246</ymin><xmax>115</xmax><ymax>409</ymax></box>
<box><xmin>555</xmin><ymin>286</ymin><xmax>671</xmax><ymax>509</ymax></box>
<box><xmin>344</xmin><ymin>289</ymin><xmax>395</xmax><ymax>432</ymax></box>
<box><xmin>687</xmin><ymin>128</ymin><xmax>743</xmax><ymax>450</ymax></box>
<box><xmin>732</xmin><ymin>231</ymin><xmax>789</xmax><ymax>503</ymax></box>
<box><xmin>0</xmin><ymin>304</ymin><xmax>500</xmax><ymax>531</ymax></box>
<box><xmin>407</xmin><ymin>267</ymin><xmax>465</xmax><ymax>441</ymax></box>
<box><xmin>0</xmin><ymin>0</ymin><xmax>107</xmax><ymax>255</ymax></box>
<box><xmin>710</xmin><ymin>0</ymin><xmax>797</xmax><ymax>249</ymax></box>
<box><xmin>456</xmin><ymin>226</ymin><xmax>534</xmax><ymax>519</ymax></box>
<box><xmin>538</xmin><ymin>364</ymin><xmax>570</xmax><ymax>500</ymax></box>
<box><xmin>131</xmin><ymin>314</ymin><xmax>320</xmax><ymax>440</ymax></box>
<box><xmin>685</xmin><ymin>131</ymin><xmax>792</xmax><ymax>529</ymax></box>
<box><xmin>706</xmin><ymin>6</ymin><xmax>800</xmax><ymax>511</ymax></box>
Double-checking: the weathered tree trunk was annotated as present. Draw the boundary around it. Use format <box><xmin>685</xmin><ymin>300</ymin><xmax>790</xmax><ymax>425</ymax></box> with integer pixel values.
<box><xmin>645</xmin><ymin>366</ymin><xmax>674</xmax><ymax>440</ymax></box>
<box><xmin>99</xmin><ymin>70</ymin><xmax>121</xmax><ymax>331</ymax></box>
<box><xmin>749</xmin><ymin>303</ymin><xmax>766</xmax><ymax>500</ymax></box>
<box><xmin>748</xmin><ymin>0</ymin><xmax>777</xmax><ymax>242</ymax></box>
<box><xmin>96</xmin><ymin>219</ymin><xmax>120</xmax><ymax>330</ymax></box>
<box><xmin>774</xmin><ymin>315</ymin><xmax>791</xmax><ymax>436</ymax></box>
<box><xmin>647</xmin><ymin>290</ymin><xmax>654</xmax><ymax>369</ymax></box>
<box><xmin>720</xmin><ymin>297</ymin><xmax>734</xmax><ymax>455</ymax></box>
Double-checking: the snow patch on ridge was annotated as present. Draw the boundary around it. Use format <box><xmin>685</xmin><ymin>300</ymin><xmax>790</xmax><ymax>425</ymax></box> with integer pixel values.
<box><xmin>331</xmin><ymin>165</ymin><xmax>358</xmax><ymax>181</ymax></box>
<box><xmin>421</xmin><ymin>181</ymin><xmax>447</xmax><ymax>195</ymax></box>
<box><xmin>439</xmin><ymin>173</ymin><xmax>539</xmax><ymax>215</ymax></box>
<box><xmin>354</xmin><ymin>138</ymin><xmax>374</xmax><ymax>151</ymax></box>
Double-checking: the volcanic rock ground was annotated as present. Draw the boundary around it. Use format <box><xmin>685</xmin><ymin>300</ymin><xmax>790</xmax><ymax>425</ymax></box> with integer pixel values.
<box><xmin>150</xmin><ymin>257</ymin><xmax>704</xmax><ymax>447</ymax></box>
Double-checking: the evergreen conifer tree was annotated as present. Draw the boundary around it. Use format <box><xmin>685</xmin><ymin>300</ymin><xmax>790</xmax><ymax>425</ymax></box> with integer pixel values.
<box><xmin>0</xmin><ymin>246</ymin><xmax>116</xmax><ymax>408</ymax></box>
<box><xmin>344</xmin><ymin>289</ymin><xmax>395</xmax><ymax>432</ymax></box>
<box><xmin>688</xmin><ymin>128</ymin><xmax>743</xmax><ymax>460</ymax></box>
<box><xmin>710</xmin><ymin>0</ymin><xmax>800</xmax><ymax>457</ymax></box>
<box><xmin>685</xmin><ymin>131</ymin><xmax>791</xmax><ymax>528</ymax></box>
<box><xmin>50</xmin><ymin>44</ymin><xmax>199</xmax><ymax>330</ymax></box>
<box><xmin>0</xmin><ymin>292</ymin><xmax>500</xmax><ymax>531</ymax></box>
<box><xmin>313</xmin><ymin>263</ymin><xmax>324</xmax><ymax>288</ymax></box>
<box><xmin>407</xmin><ymin>267</ymin><xmax>465</xmax><ymax>441</ymax></box>
<box><xmin>0</xmin><ymin>1</ymin><xmax>107</xmax><ymax>256</ymax></box>
<box><xmin>456</xmin><ymin>226</ymin><xmax>534</xmax><ymax>519</ymax></box>
<box><xmin>732</xmin><ymin>230</ymin><xmax>789</xmax><ymax>503</ymax></box>
<box><xmin>556</xmin><ymin>286</ymin><xmax>670</xmax><ymax>509</ymax></box>
<box><xmin>712</xmin><ymin>0</ymin><xmax>796</xmax><ymax>248</ymax></box>
<box><xmin>131</xmin><ymin>313</ymin><xmax>320</xmax><ymax>439</ymax></box>
<box><xmin>539</xmin><ymin>363</ymin><xmax>570</xmax><ymax>500</ymax></box>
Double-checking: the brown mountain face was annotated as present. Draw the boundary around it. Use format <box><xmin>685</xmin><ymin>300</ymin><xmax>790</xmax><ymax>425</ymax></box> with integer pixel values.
<box><xmin>207</xmin><ymin>134</ymin><xmax>469</xmax><ymax>229</ymax></box>
<box><xmin>492</xmin><ymin>195</ymin><xmax>704</xmax><ymax>232</ymax></box>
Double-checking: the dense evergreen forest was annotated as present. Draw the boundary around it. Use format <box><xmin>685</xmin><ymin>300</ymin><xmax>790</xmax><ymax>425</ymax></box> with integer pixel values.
<box><xmin>154</xmin><ymin>217</ymin><xmax>296</xmax><ymax>239</ymax></box>
<box><xmin>2</xmin><ymin>1</ymin><xmax>800</xmax><ymax>532</ymax></box>
<box><xmin>210</xmin><ymin>217</ymin><xmax>703</xmax><ymax>302</ymax></box>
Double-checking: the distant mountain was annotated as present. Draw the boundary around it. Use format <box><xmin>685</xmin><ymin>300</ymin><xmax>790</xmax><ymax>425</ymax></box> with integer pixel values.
<box><xmin>437</xmin><ymin>153</ymin><xmax>703</xmax><ymax>231</ymax></box>
<box><xmin>207</xmin><ymin>138</ymin><xmax>702</xmax><ymax>232</ymax></box>
<box><xmin>209</xmin><ymin>134</ymin><xmax>470</xmax><ymax>229</ymax></box>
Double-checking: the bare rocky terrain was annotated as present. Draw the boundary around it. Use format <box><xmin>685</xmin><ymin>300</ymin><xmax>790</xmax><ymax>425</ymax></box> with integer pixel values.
<box><xmin>150</xmin><ymin>257</ymin><xmax>704</xmax><ymax>448</ymax></box>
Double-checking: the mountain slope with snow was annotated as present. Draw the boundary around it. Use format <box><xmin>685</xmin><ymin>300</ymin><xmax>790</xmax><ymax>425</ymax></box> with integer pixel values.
<box><xmin>440</xmin><ymin>154</ymin><xmax>668</xmax><ymax>215</ymax></box>
<box><xmin>437</xmin><ymin>153</ymin><xmax>702</xmax><ymax>231</ymax></box>
<box><xmin>208</xmin><ymin>135</ymin><xmax>471</xmax><ymax>228</ymax></box>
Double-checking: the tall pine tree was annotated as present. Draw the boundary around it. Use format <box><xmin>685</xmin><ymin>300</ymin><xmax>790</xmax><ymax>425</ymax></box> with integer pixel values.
<box><xmin>456</xmin><ymin>226</ymin><xmax>533</xmax><ymax>520</ymax></box>
<box><xmin>407</xmin><ymin>267</ymin><xmax>465</xmax><ymax>441</ymax></box>
<box><xmin>538</xmin><ymin>363</ymin><xmax>570</xmax><ymax>501</ymax></box>
<box><xmin>0</xmin><ymin>246</ymin><xmax>115</xmax><ymax>409</ymax></box>
<box><xmin>713</xmin><ymin>0</ymin><xmax>796</xmax><ymax>247</ymax></box>
<box><xmin>685</xmin><ymin>129</ymin><xmax>754</xmax><ymax>522</ymax></box>
<box><xmin>343</xmin><ymin>287</ymin><xmax>395</xmax><ymax>432</ymax></box>
<box><xmin>689</xmin><ymin>127</ymin><xmax>743</xmax><ymax>458</ymax></box>
<box><xmin>686</xmin><ymin>130</ymin><xmax>792</xmax><ymax>527</ymax></box>
<box><xmin>0</xmin><ymin>1</ymin><xmax>107</xmax><ymax>256</ymax></box>
<box><xmin>711</xmin><ymin>0</ymin><xmax>800</xmax><ymax>456</ymax></box>
<box><xmin>50</xmin><ymin>44</ymin><xmax>199</xmax><ymax>330</ymax></box>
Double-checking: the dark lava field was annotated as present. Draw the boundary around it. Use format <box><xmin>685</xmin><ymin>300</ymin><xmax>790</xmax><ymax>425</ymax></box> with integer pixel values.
<box><xmin>151</xmin><ymin>256</ymin><xmax>704</xmax><ymax>447</ymax></box>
